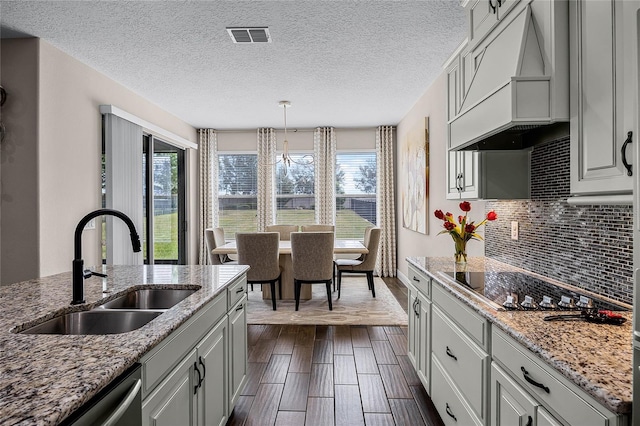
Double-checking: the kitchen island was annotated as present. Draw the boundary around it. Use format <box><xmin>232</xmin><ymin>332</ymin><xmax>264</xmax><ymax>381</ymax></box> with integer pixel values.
<box><xmin>407</xmin><ymin>256</ymin><xmax>631</xmax><ymax>425</ymax></box>
<box><xmin>0</xmin><ymin>264</ymin><xmax>249</xmax><ymax>425</ymax></box>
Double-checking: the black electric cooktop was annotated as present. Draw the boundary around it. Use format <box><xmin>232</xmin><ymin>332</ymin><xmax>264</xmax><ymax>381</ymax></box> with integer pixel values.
<box><xmin>442</xmin><ymin>271</ymin><xmax>629</xmax><ymax>312</ymax></box>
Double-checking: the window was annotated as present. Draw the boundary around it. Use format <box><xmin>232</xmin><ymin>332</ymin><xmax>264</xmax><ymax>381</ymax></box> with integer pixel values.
<box><xmin>276</xmin><ymin>154</ymin><xmax>315</xmax><ymax>226</ymax></box>
<box><xmin>336</xmin><ymin>152</ymin><xmax>377</xmax><ymax>239</ymax></box>
<box><xmin>218</xmin><ymin>153</ymin><xmax>258</xmax><ymax>237</ymax></box>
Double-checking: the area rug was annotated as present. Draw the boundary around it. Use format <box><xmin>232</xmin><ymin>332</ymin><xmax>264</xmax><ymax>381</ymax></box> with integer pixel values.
<box><xmin>246</xmin><ymin>276</ymin><xmax>408</xmax><ymax>326</ymax></box>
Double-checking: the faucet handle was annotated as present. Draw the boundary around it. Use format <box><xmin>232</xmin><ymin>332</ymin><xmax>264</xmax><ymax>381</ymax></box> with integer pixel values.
<box><xmin>83</xmin><ymin>269</ymin><xmax>108</xmax><ymax>279</ymax></box>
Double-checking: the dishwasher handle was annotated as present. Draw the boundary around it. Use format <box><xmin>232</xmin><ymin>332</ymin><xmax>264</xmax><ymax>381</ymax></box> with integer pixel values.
<box><xmin>101</xmin><ymin>378</ymin><xmax>142</xmax><ymax>426</ymax></box>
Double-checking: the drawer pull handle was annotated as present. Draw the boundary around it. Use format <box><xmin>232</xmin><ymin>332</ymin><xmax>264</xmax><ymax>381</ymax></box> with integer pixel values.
<box><xmin>622</xmin><ymin>131</ymin><xmax>633</xmax><ymax>176</ymax></box>
<box><xmin>415</xmin><ymin>299</ymin><xmax>420</xmax><ymax>318</ymax></box>
<box><xmin>521</xmin><ymin>366</ymin><xmax>550</xmax><ymax>393</ymax></box>
<box><xmin>236</xmin><ymin>303</ymin><xmax>244</xmax><ymax>311</ymax></box>
<box><xmin>446</xmin><ymin>346</ymin><xmax>458</xmax><ymax>361</ymax></box>
<box><xmin>526</xmin><ymin>416</ymin><xmax>533</xmax><ymax>426</ymax></box>
<box><xmin>236</xmin><ymin>287</ymin><xmax>244</xmax><ymax>293</ymax></box>
<box><xmin>445</xmin><ymin>403</ymin><xmax>457</xmax><ymax>421</ymax></box>
<box><xmin>413</xmin><ymin>276</ymin><xmax>420</xmax><ymax>282</ymax></box>
<box><xmin>193</xmin><ymin>362</ymin><xmax>202</xmax><ymax>394</ymax></box>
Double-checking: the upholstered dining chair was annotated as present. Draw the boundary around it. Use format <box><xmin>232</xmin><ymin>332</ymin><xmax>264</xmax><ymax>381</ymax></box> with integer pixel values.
<box><xmin>334</xmin><ymin>227</ymin><xmax>381</xmax><ymax>299</ymax></box>
<box><xmin>290</xmin><ymin>231</ymin><xmax>335</xmax><ymax>311</ymax></box>
<box><xmin>205</xmin><ymin>228</ymin><xmax>238</xmax><ymax>266</ymax></box>
<box><xmin>265</xmin><ymin>224</ymin><xmax>299</xmax><ymax>241</ymax></box>
<box><xmin>236</xmin><ymin>232</ymin><xmax>282</xmax><ymax>310</ymax></box>
<box><xmin>301</xmin><ymin>224</ymin><xmax>335</xmax><ymax>232</ymax></box>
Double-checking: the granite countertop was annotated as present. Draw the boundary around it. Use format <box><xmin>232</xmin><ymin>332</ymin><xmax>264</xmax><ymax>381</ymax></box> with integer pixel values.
<box><xmin>0</xmin><ymin>264</ymin><xmax>249</xmax><ymax>426</ymax></box>
<box><xmin>407</xmin><ymin>256</ymin><xmax>633</xmax><ymax>415</ymax></box>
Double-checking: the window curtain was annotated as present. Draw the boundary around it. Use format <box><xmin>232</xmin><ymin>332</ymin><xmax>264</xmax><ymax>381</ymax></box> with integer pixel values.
<box><xmin>103</xmin><ymin>113</ymin><xmax>144</xmax><ymax>265</ymax></box>
<box><xmin>314</xmin><ymin>127</ymin><xmax>336</xmax><ymax>224</ymax></box>
<box><xmin>257</xmin><ymin>128</ymin><xmax>276</xmax><ymax>231</ymax></box>
<box><xmin>376</xmin><ymin>126</ymin><xmax>396</xmax><ymax>277</ymax></box>
<box><xmin>198</xmin><ymin>129</ymin><xmax>218</xmax><ymax>265</ymax></box>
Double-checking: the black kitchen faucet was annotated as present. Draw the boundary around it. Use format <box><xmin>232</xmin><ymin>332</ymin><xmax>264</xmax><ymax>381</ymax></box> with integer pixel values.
<box><xmin>71</xmin><ymin>209</ymin><xmax>141</xmax><ymax>305</ymax></box>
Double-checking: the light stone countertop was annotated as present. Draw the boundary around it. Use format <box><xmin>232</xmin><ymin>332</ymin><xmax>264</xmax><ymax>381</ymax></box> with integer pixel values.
<box><xmin>0</xmin><ymin>264</ymin><xmax>249</xmax><ymax>426</ymax></box>
<box><xmin>407</xmin><ymin>257</ymin><xmax>632</xmax><ymax>415</ymax></box>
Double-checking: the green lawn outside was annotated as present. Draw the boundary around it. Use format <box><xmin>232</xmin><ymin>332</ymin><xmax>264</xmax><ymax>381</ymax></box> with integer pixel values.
<box><xmin>110</xmin><ymin>209</ymin><xmax>373</xmax><ymax>263</ymax></box>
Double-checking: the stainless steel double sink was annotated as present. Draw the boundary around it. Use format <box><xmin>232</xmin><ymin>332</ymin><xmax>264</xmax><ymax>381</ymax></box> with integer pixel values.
<box><xmin>19</xmin><ymin>288</ymin><xmax>198</xmax><ymax>335</ymax></box>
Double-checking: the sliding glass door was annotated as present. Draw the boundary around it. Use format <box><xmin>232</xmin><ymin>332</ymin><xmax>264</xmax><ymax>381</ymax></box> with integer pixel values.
<box><xmin>143</xmin><ymin>136</ymin><xmax>186</xmax><ymax>264</ymax></box>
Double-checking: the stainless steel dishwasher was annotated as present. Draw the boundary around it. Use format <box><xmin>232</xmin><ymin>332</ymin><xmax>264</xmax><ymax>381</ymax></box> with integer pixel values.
<box><xmin>61</xmin><ymin>363</ymin><xmax>142</xmax><ymax>426</ymax></box>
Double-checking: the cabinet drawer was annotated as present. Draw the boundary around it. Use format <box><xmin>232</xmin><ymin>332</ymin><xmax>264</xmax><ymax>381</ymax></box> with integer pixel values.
<box><xmin>227</xmin><ymin>276</ymin><xmax>247</xmax><ymax>308</ymax></box>
<box><xmin>431</xmin><ymin>356</ymin><xmax>483</xmax><ymax>426</ymax></box>
<box><xmin>432</xmin><ymin>305</ymin><xmax>489</xmax><ymax>422</ymax></box>
<box><xmin>408</xmin><ymin>264</ymin><xmax>430</xmax><ymax>298</ymax></box>
<box><xmin>492</xmin><ymin>328</ymin><xmax>614</xmax><ymax>426</ymax></box>
<box><xmin>141</xmin><ymin>294</ymin><xmax>227</xmax><ymax>398</ymax></box>
<box><xmin>432</xmin><ymin>283</ymin><xmax>488</xmax><ymax>349</ymax></box>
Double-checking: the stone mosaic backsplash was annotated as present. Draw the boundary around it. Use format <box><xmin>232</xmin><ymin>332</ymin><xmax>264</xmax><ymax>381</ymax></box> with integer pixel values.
<box><xmin>485</xmin><ymin>137</ymin><xmax>633</xmax><ymax>304</ymax></box>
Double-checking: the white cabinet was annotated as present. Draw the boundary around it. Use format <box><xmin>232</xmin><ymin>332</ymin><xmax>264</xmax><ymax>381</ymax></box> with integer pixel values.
<box><xmin>447</xmin><ymin>150</ymin><xmax>530</xmax><ymax>200</ymax></box>
<box><xmin>407</xmin><ymin>265</ymin><xmax>431</xmax><ymax>392</ymax></box>
<box><xmin>141</xmin><ymin>275</ymin><xmax>248</xmax><ymax>426</ymax></box>
<box><xmin>142</xmin><ymin>349</ymin><xmax>197</xmax><ymax>426</ymax></box>
<box><xmin>570</xmin><ymin>0</ymin><xmax>634</xmax><ymax>197</ymax></box>
<box><xmin>228</xmin><ymin>298</ymin><xmax>248</xmax><ymax>409</ymax></box>
<box><xmin>466</xmin><ymin>0</ymin><xmax>521</xmax><ymax>47</ymax></box>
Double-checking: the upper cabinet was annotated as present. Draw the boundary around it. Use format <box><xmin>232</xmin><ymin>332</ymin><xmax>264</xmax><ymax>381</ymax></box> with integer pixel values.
<box><xmin>569</xmin><ymin>0</ymin><xmax>635</xmax><ymax>200</ymax></box>
<box><xmin>466</xmin><ymin>0</ymin><xmax>521</xmax><ymax>47</ymax></box>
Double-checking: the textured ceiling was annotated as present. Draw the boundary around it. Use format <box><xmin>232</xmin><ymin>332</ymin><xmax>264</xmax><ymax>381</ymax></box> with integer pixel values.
<box><xmin>0</xmin><ymin>1</ymin><xmax>466</xmax><ymax>130</ymax></box>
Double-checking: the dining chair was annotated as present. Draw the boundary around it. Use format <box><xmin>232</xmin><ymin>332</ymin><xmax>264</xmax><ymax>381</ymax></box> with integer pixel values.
<box><xmin>265</xmin><ymin>224</ymin><xmax>299</xmax><ymax>241</ymax></box>
<box><xmin>290</xmin><ymin>231</ymin><xmax>335</xmax><ymax>311</ymax></box>
<box><xmin>236</xmin><ymin>232</ymin><xmax>282</xmax><ymax>310</ymax></box>
<box><xmin>301</xmin><ymin>224</ymin><xmax>335</xmax><ymax>232</ymax></box>
<box><xmin>334</xmin><ymin>227</ymin><xmax>381</xmax><ymax>299</ymax></box>
<box><xmin>205</xmin><ymin>228</ymin><xmax>238</xmax><ymax>266</ymax></box>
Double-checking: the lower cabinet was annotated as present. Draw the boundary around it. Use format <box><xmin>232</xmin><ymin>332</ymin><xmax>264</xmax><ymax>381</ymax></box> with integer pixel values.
<box><xmin>141</xmin><ymin>275</ymin><xmax>248</xmax><ymax>426</ymax></box>
<box><xmin>406</xmin><ymin>268</ymin><xmax>628</xmax><ymax>426</ymax></box>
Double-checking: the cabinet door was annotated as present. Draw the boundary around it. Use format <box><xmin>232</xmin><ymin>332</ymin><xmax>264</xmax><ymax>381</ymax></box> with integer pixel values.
<box><xmin>407</xmin><ymin>283</ymin><xmax>419</xmax><ymax>370</ymax></box>
<box><xmin>491</xmin><ymin>363</ymin><xmax>536</xmax><ymax>426</ymax></box>
<box><xmin>142</xmin><ymin>349</ymin><xmax>197</xmax><ymax>426</ymax></box>
<box><xmin>447</xmin><ymin>55</ymin><xmax>461</xmax><ymax>122</ymax></box>
<box><xmin>197</xmin><ymin>317</ymin><xmax>228</xmax><ymax>426</ymax></box>
<box><xmin>467</xmin><ymin>0</ymin><xmax>498</xmax><ymax>45</ymax></box>
<box><xmin>570</xmin><ymin>0</ymin><xmax>632</xmax><ymax>195</ymax></box>
<box><xmin>228</xmin><ymin>296</ymin><xmax>248</xmax><ymax>411</ymax></box>
<box><xmin>447</xmin><ymin>151</ymin><xmax>479</xmax><ymax>200</ymax></box>
<box><xmin>417</xmin><ymin>292</ymin><xmax>431</xmax><ymax>392</ymax></box>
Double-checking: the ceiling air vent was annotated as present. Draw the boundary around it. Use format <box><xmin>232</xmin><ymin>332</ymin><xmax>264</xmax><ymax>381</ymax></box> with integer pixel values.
<box><xmin>226</xmin><ymin>27</ymin><xmax>271</xmax><ymax>43</ymax></box>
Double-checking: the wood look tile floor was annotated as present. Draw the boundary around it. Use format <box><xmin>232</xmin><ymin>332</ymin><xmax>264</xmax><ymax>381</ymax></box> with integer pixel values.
<box><xmin>227</xmin><ymin>278</ymin><xmax>444</xmax><ymax>426</ymax></box>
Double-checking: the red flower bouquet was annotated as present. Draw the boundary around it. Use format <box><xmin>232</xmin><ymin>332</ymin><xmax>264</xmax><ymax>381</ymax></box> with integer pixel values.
<box><xmin>434</xmin><ymin>201</ymin><xmax>498</xmax><ymax>263</ymax></box>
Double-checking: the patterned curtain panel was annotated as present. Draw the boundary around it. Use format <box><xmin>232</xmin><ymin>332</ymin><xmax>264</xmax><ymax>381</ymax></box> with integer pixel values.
<box><xmin>198</xmin><ymin>129</ymin><xmax>218</xmax><ymax>265</ymax></box>
<box><xmin>376</xmin><ymin>126</ymin><xmax>397</xmax><ymax>277</ymax></box>
<box><xmin>314</xmin><ymin>127</ymin><xmax>336</xmax><ymax>224</ymax></box>
<box><xmin>257</xmin><ymin>128</ymin><xmax>276</xmax><ymax>231</ymax></box>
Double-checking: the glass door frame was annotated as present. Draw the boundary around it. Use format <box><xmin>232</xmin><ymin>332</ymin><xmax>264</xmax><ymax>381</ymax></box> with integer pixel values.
<box><xmin>143</xmin><ymin>135</ymin><xmax>186</xmax><ymax>264</ymax></box>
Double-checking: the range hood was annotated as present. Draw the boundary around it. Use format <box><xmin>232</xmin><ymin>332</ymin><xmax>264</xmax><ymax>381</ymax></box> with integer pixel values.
<box><xmin>449</xmin><ymin>3</ymin><xmax>569</xmax><ymax>151</ymax></box>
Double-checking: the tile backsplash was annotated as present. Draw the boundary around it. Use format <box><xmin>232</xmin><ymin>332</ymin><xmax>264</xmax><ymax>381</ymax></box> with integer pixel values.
<box><xmin>485</xmin><ymin>137</ymin><xmax>633</xmax><ymax>304</ymax></box>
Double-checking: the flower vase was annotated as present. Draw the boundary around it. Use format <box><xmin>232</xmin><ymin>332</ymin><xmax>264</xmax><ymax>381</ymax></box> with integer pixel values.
<box><xmin>454</xmin><ymin>238</ymin><xmax>467</xmax><ymax>266</ymax></box>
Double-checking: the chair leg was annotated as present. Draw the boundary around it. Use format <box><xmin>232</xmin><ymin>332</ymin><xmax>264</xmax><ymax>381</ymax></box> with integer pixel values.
<box><xmin>337</xmin><ymin>270</ymin><xmax>342</xmax><ymax>299</ymax></box>
<box><xmin>333</xmin><ymin>264</ymin><xmax>336</xmax><ymax>292</ymax></box>
<box><xmin>278</xmin><ymin>276</ymin><xmax>282</xmax><ymax>300</ymax></box>
<box><xmin>250</xmin><ymin>283</ymin><xmax>254</xmax><ymax>291</ymax></box>
<box><xmin>367</xmin><ymin>272</ymin><xmax>375</xmax><ymax>298</ymax></box>
<box><xmin>270</xmin><ymin>282</ymin><xmax>277</xmax><ymax>311</ymax></box>
<box><xmin>326</xmin><ymin>281</ymin><xmax>333</xmax><ymax>310</ymax></box>
<box><xmin>294</xmin><ymin>280</ymin><xmax>301</xmax><ymax>311</ymax></box>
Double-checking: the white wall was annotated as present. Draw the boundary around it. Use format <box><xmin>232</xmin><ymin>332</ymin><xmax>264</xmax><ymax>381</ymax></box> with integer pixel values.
<box><xmin>1</xmin><ymin>38</ymin><xmax>198</xmax><ymax>283</ymax></box>
<box><xmin>396</xmin><ymin>72</ymin><xmax>486</xmax><ymax>278</ymax></box>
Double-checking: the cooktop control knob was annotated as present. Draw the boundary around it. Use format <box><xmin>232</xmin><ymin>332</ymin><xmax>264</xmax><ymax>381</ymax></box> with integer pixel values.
<box><xmin>539</xmin><ymin>295</ymin><xmax>556</xmax><ymax>310</ymax></box>
<box><xmin>503</xmin><ymin>295</ymin><xmax>518</xmax><ymax>310</ymax></box>
<box><xmin>520</xmin><ymin>295</ymin><xmax>538</xmax><ymax>310</ymax></box>
<box><xmin>558</xmin><ymin>295</ymin><xmax>576</xmax><ymax>309</ymax></box>
<box><xmin>576</xmin><ymin>295</ymin><xmax>593</xmax><ymax>309</ymax></box>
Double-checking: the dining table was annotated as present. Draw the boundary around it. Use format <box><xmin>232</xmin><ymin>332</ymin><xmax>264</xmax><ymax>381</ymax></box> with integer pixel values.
<box><xmin>212</xmin><ymin>239</ymin><xmax>368</xmax><ymax>300</ymax></box>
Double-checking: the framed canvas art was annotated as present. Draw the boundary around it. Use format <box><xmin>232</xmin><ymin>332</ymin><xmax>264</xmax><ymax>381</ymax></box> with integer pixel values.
<box><xmin>401</xmin><ymin>117</ymin><xmax>429</xmax><ymax>234</ymax></box>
